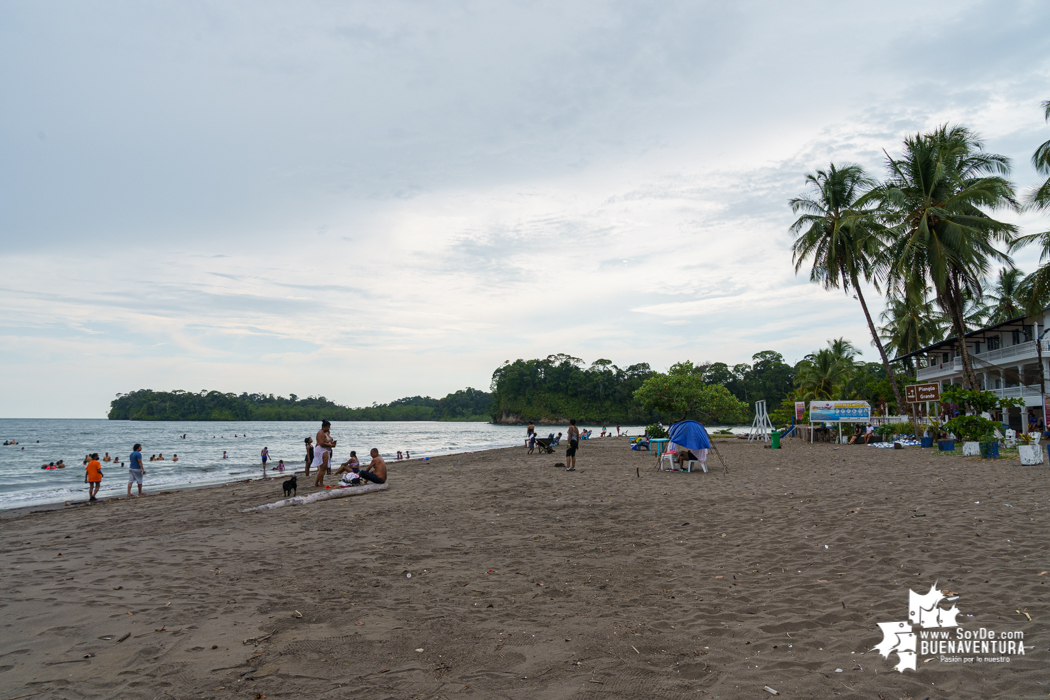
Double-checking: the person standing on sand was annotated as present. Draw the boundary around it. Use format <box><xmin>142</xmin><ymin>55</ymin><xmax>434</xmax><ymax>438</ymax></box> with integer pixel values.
<box><xmin>565</xmin><ymin>419</ymin><xmax>580</xmax><ymax>472</ymax></box>
<box><xmin>304</xmin><ymin>437</ymin><xmax>314</xmax><ymax>476</ymax></box>
<box><xmin>128</xmin><ymin>444</ymin><xmax>145</xmax><ymax>497</ymax></box>
<box><xmin>86</xmin><ymin>453</ymin><xmax>102</xmax><ymax>501</ymax></box>
<box><xmin>312</xmin><ymin>420</ymin><xmax>336</xmax><ymax>487</ymax></box>
<box><xmin>526</xmin><ymin>421</ymin><xmax>535</xmax><ymax>447</ymax></box>
<box><xmin>356</xmin><ymin>448</ymin><xmax>387</xmax><ymax>484</ymax></box>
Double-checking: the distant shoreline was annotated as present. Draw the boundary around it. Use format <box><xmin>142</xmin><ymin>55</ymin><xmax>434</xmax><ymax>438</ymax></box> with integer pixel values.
<box><xmin>106</xmin><ymin>417</ymin><xmax>494</xmax><ymax>423</ymax></box>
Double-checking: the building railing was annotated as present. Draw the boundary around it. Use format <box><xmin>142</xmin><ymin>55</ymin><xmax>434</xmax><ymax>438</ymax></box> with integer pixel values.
<box><xmin>915</xmin><ymin>339</ymin><xmax>1050</xmax><ymax>381</ymax></box>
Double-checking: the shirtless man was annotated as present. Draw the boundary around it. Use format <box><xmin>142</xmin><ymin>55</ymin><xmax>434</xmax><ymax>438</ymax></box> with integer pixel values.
<box><xmin>356</xmin><ymin>448</ymin><xmax>387</xmax><ymax>484</ymax></box>
<box><xmin>311</xmin><ymin>420</ymin><xmax>336</xmax><ymax>487</ymax></box>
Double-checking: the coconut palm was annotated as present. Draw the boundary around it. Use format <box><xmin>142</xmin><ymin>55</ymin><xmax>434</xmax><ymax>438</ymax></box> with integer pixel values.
<box><xmin>1012</xmin><ymin>100</ymin><xmax>1050</xmax><ymax>310</ymax></box>
<box><xmin>871</xmin><ymin>125</ymin><xmax>1019</xmax><ymax>390</ymax></box>
<box><xmin>1031</xmin><ymin>99</ymin><xmax>1050</xmax><ymax>211</ymax></box>
<box><xmin>878</xmin><ymin>288</ymin><xmax>946</xmax><ymax>373</ymax></box>
<box><xmin>790</xmin><ymin>163</ymin><xmax>905</xmax><ymax>412</ymax></box>
<box><xmin>984</xmin><ymin>268</ymin><xmax>1026</xmax><ymax>323</ymax></box>
<box><xmin>960</xmin><ymin>287</ymin><xmax>992</xmax><ymax>329</ymax></box>
<box><xmin>794</xmin><ymin>347</ymin><xmax>854</xmax><ymax>401</ymax></box>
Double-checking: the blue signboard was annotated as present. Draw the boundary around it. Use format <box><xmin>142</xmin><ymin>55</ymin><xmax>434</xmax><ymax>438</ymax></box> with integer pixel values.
<box><xmin>809</xmin><ymin>400</ymin><xmax>871</xmax><ymax>423</ymax></box>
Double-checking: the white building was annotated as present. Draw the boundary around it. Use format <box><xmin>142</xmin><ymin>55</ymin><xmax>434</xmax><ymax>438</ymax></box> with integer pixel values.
<box><xmin>897</xmin><ymin>313</ymin><xmax>1049</xmax><ymax>431</ymax></box>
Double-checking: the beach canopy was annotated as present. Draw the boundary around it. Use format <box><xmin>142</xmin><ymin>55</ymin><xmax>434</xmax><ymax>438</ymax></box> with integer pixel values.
<box><xmin>668</xmin><ymin>420</ymin><xmax>711</xmax><ymax>450</ymax></box>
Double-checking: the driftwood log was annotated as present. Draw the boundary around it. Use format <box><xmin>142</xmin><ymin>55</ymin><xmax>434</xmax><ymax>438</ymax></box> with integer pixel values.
<box><xmin>240</xmin><ymin>482</ymin><xmax>389</xmax><ymax>512</ymax></box>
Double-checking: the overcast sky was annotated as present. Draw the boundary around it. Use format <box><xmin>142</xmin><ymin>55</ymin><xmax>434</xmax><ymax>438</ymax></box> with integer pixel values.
<box><xmin>2</xmin><ymin>0</ymin><xmax>1049</xmax><ymax>418</ymax></box>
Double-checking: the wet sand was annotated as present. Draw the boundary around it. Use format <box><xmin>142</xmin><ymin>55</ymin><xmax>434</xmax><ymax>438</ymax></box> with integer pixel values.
<box><xmin>1</xmin><ymin>437</ymin><xmax>1047</xmax><ymax>698</ymax></box>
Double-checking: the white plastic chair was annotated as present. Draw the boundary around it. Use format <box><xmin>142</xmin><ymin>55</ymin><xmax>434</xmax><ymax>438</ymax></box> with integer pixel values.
<box><xmin>660</xmin><ymin>452</ymin><xmax>677</xmax><ymax>470</ymax></box>
<box><xmin>684</xmin><ymin>457</ymin><xmax>707</xmax><ymax>473</ymax></box>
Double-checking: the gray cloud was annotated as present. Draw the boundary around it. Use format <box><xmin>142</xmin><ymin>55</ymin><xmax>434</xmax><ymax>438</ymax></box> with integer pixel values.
<box><xmin>2</xmin><ymin>0</ymin><xmax>1049</xmax><ymax>416</ymax></box>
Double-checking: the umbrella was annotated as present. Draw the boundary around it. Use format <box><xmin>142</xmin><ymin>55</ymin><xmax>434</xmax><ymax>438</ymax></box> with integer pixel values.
<box><xmin>666</xmin><ymin>420</ymin><xmax>727</xmax><ymax>475</ymax></box>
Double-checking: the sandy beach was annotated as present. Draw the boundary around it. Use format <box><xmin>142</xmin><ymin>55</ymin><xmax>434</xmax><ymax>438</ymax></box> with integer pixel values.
<box><xmin>1</xmin><ymin>436</ymin><xmax>1047</xmax><ymax>699</ymax></box>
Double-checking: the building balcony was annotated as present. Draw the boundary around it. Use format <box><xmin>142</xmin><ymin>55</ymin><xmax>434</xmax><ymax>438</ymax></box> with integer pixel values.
<box><xmin>915</xmin><ymin>340</ymin><xmax>1050</xmax><ymax>382</ymax></box>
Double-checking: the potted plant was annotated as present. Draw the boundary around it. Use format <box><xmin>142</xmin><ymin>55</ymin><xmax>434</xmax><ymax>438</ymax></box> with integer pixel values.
<box><xmin>1017</xmin><ymin>432</ymin><xmax>1044</xmax><ymax>465</ymax></box>
<box><xmin>923</xmin><ymin>418</ymin><xmax>946</xmax><ymax>449</ymax></box>
<box><xmin>932</xmin><ymin>418</ymin><xmax>955</xmax><ymax>451</ymax></box>
<box><xmin>978</xmin><ymin>429</ymin><xmax>1000</xmax><ymax>459</ymax></box>
<box><xmin>944</xmin><ymin>415</ymin><xmax>999</xmax><ymax>457</ymax></box>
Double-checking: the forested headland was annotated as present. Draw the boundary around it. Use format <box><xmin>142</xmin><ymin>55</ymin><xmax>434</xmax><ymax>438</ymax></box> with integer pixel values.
<box><xmin>110</xmin><ymin>342</ymin><xmax>906</xmax><ymax>425</ymax></box>
<box><xmin>108</xmin><ymin>388</ymin><xmax>493</xmax><ymax>422</ymax></box>
<box><xmin>488</xmin><ymin>352</ymin><xmax>802</xmax><ymax>424</ymax></box>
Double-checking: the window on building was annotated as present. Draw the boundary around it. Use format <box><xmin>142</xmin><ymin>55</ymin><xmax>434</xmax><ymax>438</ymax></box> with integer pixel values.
<box><xmin>988</xmin><ymin>336</ymin><xmax>1001</xmax><ymax>350</ymax></box>
<box><xmin>1024</xmin><ymin>325</ymin><xmax>1034</xmax><ymax>342</ymax></box>
<box><xmin>1013</xmin><ymin>330</ymin><xmax>1021</xmax><ymax>345</ymax></box>
<box><xmin>974</xmin><ymin>342</ymin><xmax>982</xmax><ymax>354</ymax></box>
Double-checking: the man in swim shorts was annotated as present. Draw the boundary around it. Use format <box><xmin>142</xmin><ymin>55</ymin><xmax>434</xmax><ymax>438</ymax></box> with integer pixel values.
<box><xmin>356</xmin><ymin>448</ymin><xmax>387</xmax><ymax>484</ymax></box>
<box><xmin>312</xmin><ymin>420</ymin><xmax>336</xmax><ymax>487</ymax></box>
<box><xmin>128</xmin><ymin>443</ymin><xmax>145</xmax><ymax>497</ymax></box>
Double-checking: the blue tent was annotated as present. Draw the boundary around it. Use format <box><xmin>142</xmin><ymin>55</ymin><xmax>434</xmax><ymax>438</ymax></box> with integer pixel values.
<box><xmin>668</xmin><ymin>420</ymin><xmax>711</xmax><ymax>450</ymax></box>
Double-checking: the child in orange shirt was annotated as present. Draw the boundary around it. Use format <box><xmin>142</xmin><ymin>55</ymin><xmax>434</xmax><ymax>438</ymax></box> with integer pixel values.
<box><xmin>86</xmin><ymin>453</ymin><xmax>103</xmax><ymax>501</ymax></box>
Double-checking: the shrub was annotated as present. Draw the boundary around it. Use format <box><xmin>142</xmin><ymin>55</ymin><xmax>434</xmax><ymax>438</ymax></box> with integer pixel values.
<box><xmin>646</xmin><ymin>423</ymin><xmax>669</xmax><ymax>439</ymax></box>
<box><xmin>944</xmin><ymin>415</ymin><xmax>1000</xmax><ymax>443</ymax></box>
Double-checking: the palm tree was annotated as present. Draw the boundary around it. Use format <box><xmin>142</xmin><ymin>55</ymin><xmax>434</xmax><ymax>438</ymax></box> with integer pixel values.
<box><xmin>872</xmin><ymin>125</ymin><xmax>1019</xmax><ymax>390</ymax></box>
<box><xmin>1031</xmin><ymin>99</ymin><xmax>1050</xmax><ymax>210</ymax></box>
<box><xmin>827</xmin><ymin>337</ymin><xmax>860</xmax><ymax>362</ymax></box>
<box><xmin>790</xmin><ymin>163</ymin><xmax>906</xmax><ymax>412</ymax></box>
<box><xmin>985</xmin><ymin>268</ymin><xmax>1026</xmax><ymax>323</ymax></box>
<box><xmin>878</xmin><ymin>288</ymin><xmax>946</xmax><ymax>373</ymax></box>
<box><xmin>1012</xmin><ymin>100</ymin><xmax>1050</xmax><ymax>311</ymax></box>
<box><xmin>795</xmin><ymin>347</ymin><xmax>854</xmax><ymax>401</ymax></box>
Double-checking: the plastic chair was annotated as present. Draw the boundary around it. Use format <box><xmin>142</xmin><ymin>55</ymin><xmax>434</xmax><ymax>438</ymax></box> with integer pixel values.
<box><xmin>684</xmin><ymin>458</ymin><xmax>707</xmax><ymax>473</ymax></box>
<box><xmin>660</xmin><ymin>452</ymin><xmax>677</xmax><ymax>470</ymax></box>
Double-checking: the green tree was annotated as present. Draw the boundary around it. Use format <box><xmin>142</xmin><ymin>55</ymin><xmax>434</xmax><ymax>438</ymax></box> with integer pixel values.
<box><xmin>878</xmin><ymin>288</ymin><xmax>945</xmax><ymax>373</ymax></box>
<box><xmin>873</xmin><ymin>125</ymin><xmax>1019</xmax><ymax>389</ymax></box>
<box><xmin>1009</xmin><ymin>100</ymin><xmax>1050</xmax><ymax>310</ymax></box>
<box><xmin>790</xmin><ymin>163</ymin><xmax>905</xmax><ymax>412</ymax></box>
<box><xmin>1031</xmin><ymin>99</ymin><xmax>1050</xmax><ymax>211</ymax></box>
<box><xmin>633</xmin><ymin>362</ymin><xmax>749</xmax><ymax>424</ymax></box>
<box><xmin>793</xmin><ymin>342</ymin><xmax>856</xmax><ymax>401</ymax></box>
<box><xmin>984</xmin><ymin>267</ymin><xmax>1026</xmax><ymax>323</ymax></box>
<box><xmin>742</xmin><ymin>351</ymin><xmax>796</xmax><ymax>409</ymax></box>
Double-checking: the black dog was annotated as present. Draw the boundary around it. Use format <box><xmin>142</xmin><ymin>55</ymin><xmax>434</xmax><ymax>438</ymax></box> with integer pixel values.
<box><xmin>283</xmin><ymin>475</ymin><xmax>297</xmax><ymax>497</ymax></box>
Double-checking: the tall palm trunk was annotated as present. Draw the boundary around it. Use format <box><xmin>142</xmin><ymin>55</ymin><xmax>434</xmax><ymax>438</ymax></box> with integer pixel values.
<box><xmin>852</xmin><ymin>272</ymin><xmax>905</xmax><ymax>413</ymax></box>
<box><xmin>944</xmin><ymin>274</ymin><xmax>980</xmax><ymax>390</ymax></box>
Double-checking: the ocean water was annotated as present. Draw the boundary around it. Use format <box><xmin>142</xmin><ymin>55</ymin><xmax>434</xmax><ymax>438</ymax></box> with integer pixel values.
<box><xmin>0</xmin><ymin>419</ymin><xmax>652</xmax><ymax>509</ymax></box>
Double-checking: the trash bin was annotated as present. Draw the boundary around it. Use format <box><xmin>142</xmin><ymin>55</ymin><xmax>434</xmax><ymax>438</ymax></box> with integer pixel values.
<box><xmin>771</xmin><ymin>431</ymin><xmax>781</xmax><ymax>449</ymax></box>
<box><xmin>920</xmin><ymin>436</ymin><xmax>934</xmax><ymax>448</ymax></box>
